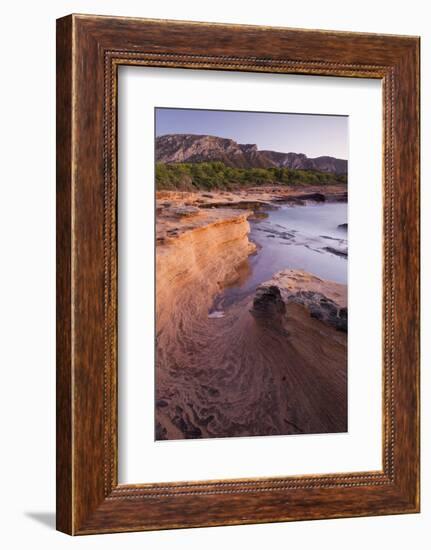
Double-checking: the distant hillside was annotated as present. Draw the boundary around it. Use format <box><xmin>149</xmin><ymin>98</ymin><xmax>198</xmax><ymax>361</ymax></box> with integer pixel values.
<box><xmin>156</xmin><ymin>134</ymin><xmax>348</xmax><ymax>174</ymax></box>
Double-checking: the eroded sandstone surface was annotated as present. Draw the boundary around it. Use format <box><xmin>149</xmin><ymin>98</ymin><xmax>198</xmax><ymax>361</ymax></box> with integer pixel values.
<box><xmin>155</xmin><ymin>188</ymin><xmax>348</xmax><ymax>440</ymax></box>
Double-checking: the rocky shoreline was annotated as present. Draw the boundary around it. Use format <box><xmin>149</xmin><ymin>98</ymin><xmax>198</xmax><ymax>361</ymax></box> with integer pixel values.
<box><xmin>252</xmin><ymin>269</ymin><xmax>347</xmax><ymax>332</ymax></box>
<box><xmin>155</xmin><ymin>185</ymin><xmax>348</xmax><ymax>440</ymax></box>
<box><xmin>157</xmin><ymin>184</ymin><xmax>347</xmax><ymax>211</ymax></box>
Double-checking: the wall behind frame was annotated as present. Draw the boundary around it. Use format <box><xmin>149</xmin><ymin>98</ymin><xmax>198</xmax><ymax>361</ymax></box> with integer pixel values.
<box><xmin>0</xmin><ymin>0</ymin><xmax>427</xmax><ymax>548</ymax></box>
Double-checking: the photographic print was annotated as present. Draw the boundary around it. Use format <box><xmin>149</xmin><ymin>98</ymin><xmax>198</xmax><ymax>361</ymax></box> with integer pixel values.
<box><xmin>155</xmin><ymin>107</ymin><xmax>348</xmax><ymax>441</ymax></box>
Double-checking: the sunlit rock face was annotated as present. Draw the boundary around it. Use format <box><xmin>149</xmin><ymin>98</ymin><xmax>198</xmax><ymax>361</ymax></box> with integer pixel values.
<box><xmin>156</xmin><ymin>134</ymin><xmax>348</xmax><ymax>173</ymax></box>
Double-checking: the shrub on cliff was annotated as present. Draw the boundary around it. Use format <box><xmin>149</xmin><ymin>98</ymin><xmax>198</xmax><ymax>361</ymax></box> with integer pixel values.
<box><xmin>155</xmin><ymin>162</ymin><xmax>347</xmax><ymax>190</ymax></box>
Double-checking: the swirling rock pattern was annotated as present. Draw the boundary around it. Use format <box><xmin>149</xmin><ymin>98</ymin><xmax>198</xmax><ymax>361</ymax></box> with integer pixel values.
<box><xmin>155</xmin><ymin>197</ymin><xmax>347</xmax><ymax>440</ymax></box>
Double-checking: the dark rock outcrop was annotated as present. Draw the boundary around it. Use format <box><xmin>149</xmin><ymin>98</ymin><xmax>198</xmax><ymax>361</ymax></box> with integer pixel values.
<box><xmin>252</xmin><ymin>269</ymin><xmax>347</xmax><ymax>332</ymax></box>
<box><xmin>292</xmin><ymin>291</ymin><xmax>347</xmax><ymax>332</ymax></box>
<box><xmin>324</xmin><ymin>246</ymin><xmax>348</xmax><ymax>258</ymax></box>
<box><xmin>251</xmin><ymin>285</ymin><xmax>286</xmax><ymax>320</ymax></box>
<box><xmin>277</xmin><ymin>192</ymin><xmax>326</xmax><ymax>204</ymax></box>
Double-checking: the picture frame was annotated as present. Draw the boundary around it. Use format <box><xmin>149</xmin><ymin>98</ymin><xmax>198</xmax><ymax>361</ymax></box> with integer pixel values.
<box><xmin>56</xmin><ymin>14</ymin><xmax>420</xmax><ymax>535</ymax></box>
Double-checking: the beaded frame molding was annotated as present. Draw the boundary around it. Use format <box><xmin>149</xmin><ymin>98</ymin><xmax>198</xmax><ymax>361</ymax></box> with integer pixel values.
<box><xmin>56</xmin><ymin>14</ymin><xmax>420</xmax><ymax>535</ymax></box>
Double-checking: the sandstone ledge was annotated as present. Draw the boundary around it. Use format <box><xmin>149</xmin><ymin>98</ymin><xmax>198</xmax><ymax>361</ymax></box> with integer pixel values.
<box><xmin>156</xmin><ymin>202</ymin><xmax>254</xmax><ymax>245</ymax></box>
<box><xmin>156</xmin><ymin>184</ymin><xmax>347</xmax><ymax>210</ymax></box>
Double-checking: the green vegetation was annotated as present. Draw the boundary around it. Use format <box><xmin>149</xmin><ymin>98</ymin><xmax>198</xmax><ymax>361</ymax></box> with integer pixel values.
<box><xmin>155</xmin><ymin>161</ymin><xmax>347</xmax><ymax>191</ymax></box>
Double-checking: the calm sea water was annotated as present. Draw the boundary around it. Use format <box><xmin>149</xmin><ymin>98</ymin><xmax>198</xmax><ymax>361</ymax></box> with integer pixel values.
<box><xmin>215</xmin><ymin>202</ymin><xmax>347</xmax><ymax>311</ymax></box>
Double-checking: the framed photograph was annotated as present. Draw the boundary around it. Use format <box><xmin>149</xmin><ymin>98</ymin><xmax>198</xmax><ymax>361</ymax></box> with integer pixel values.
<box><xmin>56</xmin><ymin>14</ymin><xmax>420</xmax><ymax>534</ymax></box>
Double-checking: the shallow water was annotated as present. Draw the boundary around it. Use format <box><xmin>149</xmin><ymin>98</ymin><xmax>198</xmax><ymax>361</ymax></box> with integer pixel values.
<box><xmin>215</xmin><ymin>201</ymin><xmax>347</xmax><ymax>311</ymax></box>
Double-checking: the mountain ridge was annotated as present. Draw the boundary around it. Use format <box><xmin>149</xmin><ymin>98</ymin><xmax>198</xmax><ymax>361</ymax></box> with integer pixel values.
<box><xmin>156</xmin><ymin>134</ymin><xmax>348</xmax><ymax>174</ymax></box>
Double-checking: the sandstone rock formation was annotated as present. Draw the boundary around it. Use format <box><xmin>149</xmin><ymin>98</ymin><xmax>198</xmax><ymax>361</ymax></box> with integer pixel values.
<box><xmin>156</xmin><ymin>205</ymin><xmax>256</xmax><ymax>348</ymax></box>
<box><xmin>155</xmin><ymin>191</ymin><xmax>348</xmax><ymax>440</ymax></box>
<box><xmin>252</xmin><ymin>269</ymin><xmax>347</xmax><ymax>332</ymax></box>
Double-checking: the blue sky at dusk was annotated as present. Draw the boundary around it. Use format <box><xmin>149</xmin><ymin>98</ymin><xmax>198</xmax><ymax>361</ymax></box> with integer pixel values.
<box><xmin>155</xmin><ymin>108</ymin><xmax>348</xmax><ymax>160</ymax></box>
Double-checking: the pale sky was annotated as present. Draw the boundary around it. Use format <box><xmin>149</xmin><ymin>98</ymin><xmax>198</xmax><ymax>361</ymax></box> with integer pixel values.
<box><xmin>155</xmin><ymin>107</ymin><xmax>348</xmax><ymax>160</ymax></box>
